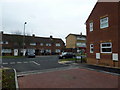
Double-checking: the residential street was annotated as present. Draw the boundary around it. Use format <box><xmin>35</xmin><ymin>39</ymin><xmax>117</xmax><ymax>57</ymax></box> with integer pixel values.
<box><xmin>2</xmin><ymin>56</ymin><xmax>69</xmax><ymax>73</ymax></box>
<box><xmin>2</xmin><ymin>56</ymin><xmax>120</xmax><ymax>88</ymax></box>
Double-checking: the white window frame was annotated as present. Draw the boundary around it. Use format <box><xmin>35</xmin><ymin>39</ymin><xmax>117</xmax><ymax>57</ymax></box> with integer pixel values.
<box><xmin>2</xmin><ymin>49</ymin><xmax>12</xmax><ymax>53</ymax></box>
<box><xmin>77</xmin><ymin>37</ymin><xmax>86</xmax><ymax>40</ymax></box>
<box><xmin>30</xmin><ymin>43</ymin><xmax>36</xmax><ymax>46</ymax></box>
<box><xmin>55</xmin><ymin>49</ymin><xmax>61</xmax><ymax>53</ymax></box>
<box><xmin>56</xmin><ymin>43</ymin><xmax>61</xmax><ymax>47</ymax></box>
<box><xmin>100</xmin><ymin>42</ymin><xmax>112</xmax><ymax>53</ymax></box>
<box><xmin>89</xmin><ymin>22</ymin><xmax>93</xmax><ymax>32</ymax></box>
<box><xmin>90</xmin><ymin>44</ymin><xmax>94</xmax><ymax>53</ymax></box>
<box><xmin>0</xmin><ymin>41</ymin><xmax>8</xmax><ymax>44</ymax></box>
<box><xmin>76</xmin><ymin>42</ymin><xmax>86</xmax><ymax>47</ymax></box>
<box><xmin>40</xmin><ymin>43</ymin><xmax>43</xmax><ymax>46</ymax></box>
<box><xmin>46</xmin><ymin>49</ymin><xmax>51</xmax><ymax>53</ymax></box>
<box><xmin>46</xmin><ymin>43</ymin><xmax>51</xmax><ymax>46</ymax></box>
<box><xmin>100</xmin><ymin>17</ymin><xmax>109</xmax><ymax>29</ymax></box>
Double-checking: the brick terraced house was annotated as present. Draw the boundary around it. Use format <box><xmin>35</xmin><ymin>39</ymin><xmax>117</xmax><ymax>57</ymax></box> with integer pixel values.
<box><xmin>0</xmin><ymin>32</ymin><xmax>65</xmax><ymax>56</ymax></box>
<box><xmin>65</xmin><ymin>33</ymin><xmax>86</xmax><ymax>53</ymax></box>
<box><xmin>86</xmin><ymin>1</ymin><xmax>120</xmax><ymax>68</ymax></box>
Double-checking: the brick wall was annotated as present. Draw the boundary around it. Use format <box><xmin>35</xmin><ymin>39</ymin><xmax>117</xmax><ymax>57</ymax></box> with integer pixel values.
<box><xmin>66</xmin><ymin>35</ymin><xmax>76</xmax><ymax>48</ymax></box>
<box><xmin>86</xmin><ymin>2</ymin><xmax>119</xmax><ymax>67</ymax></box>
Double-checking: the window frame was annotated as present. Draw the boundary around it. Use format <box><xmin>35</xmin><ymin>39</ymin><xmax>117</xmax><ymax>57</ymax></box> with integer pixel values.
<box><xmin>40</xmin><ymin>43</ymin><xmax>43</xmax><ymax>46</ymax></box>
<box><xmin>100</xmin><ymin>42</ymin><xmax>112</xmax><ymax>53</ymax></box>
<box><xmin>90</xmin><ymin>44</ymin><xmax>94</xmax><ymax>53</ymax></box>
<box><xmin>55</xmin><ymin>49</ymin><xmax>61</xmax><ymax>53</ymax></box>
<box><xmin>46</xmin><ymin>43</ymin><xmax>51</xmax><ymax>46</ymax></box>
<box><xmin>100</xmin><ymin>17</ymin><xmax>109</xmax><ymax>29</ymax></box>
<box><xmin>56</xmin><ymin>43</ymin><xmax>61</xmax><ymax>47</ymax></box>
<box><xmin>89</xmin><ymin>21</ymin><xmax>93</xmax><ymax>32</ymax></box>
<box><xmin>30</xmin><ymin>42</ymin><xmax>36</xmax><ymax>46</ymax></box>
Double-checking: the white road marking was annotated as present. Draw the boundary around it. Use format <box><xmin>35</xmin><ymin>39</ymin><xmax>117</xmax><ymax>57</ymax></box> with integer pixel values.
<box><xmin>10</xmin><ymin>62</ymin><xmax>15</xmax><ymax>64</ymax></box>
<box><xmin>23</xmin><ymin>62</ymin><xmax>28</xmax><ymax>63</ymax></box>
<box><xmin>17</xmin><ymin>62</ymin><xmax>22</xmax><ymax>64</ymax></box>
<box><xmin>3</xmin><ymin>63</ymin><xmax>8</xmax><ymax>65</ymax></box>
<box><xmin>30</xmin><ymin>61</ymin><xmax>40</xmax><ymax>65</ymax></box>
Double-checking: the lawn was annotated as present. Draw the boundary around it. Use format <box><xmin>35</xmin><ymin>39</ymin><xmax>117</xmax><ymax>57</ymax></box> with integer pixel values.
<box><xmin>59</xmin><ymin>57</ymin><xmax>87</xmax><ymax>63</ymax></box>
<box><xmin>0</xmin><ymin>56</ymin><xmax>24</xmax><ymax>58</ymax></box>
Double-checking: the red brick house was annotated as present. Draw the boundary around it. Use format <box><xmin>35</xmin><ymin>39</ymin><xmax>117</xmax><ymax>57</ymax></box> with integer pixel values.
<box><xmin>86</xmin><ymin>2</ymin><xmax>120</xmax><ymax>68</ymax></box>
<box><xmin>0</xmin><ymin>32</ymin><xmax>65</xmax><ymax>56</ymax></box>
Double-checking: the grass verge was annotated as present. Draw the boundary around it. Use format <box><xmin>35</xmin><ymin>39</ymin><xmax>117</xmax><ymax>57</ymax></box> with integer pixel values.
<box><xmin>59</xmin><ymin>58</ymin><xmax>77</xmax><ymax>62</ymax></box>
<box><xmin>1</xmin><ymin>56</ymin><xmax>24</xmax><ymax>58</ymax></box>
<box><xmin>2</xmin><ymin>68</ymin><xmax>16</xmax><ymax>89</ymax></box>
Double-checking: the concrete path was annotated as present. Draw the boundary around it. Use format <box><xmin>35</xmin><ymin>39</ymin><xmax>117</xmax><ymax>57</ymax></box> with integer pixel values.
<box><xmin>18</xmin><ymin>68</ymin><xmax>119</xmax><ymax>88</ymax></box>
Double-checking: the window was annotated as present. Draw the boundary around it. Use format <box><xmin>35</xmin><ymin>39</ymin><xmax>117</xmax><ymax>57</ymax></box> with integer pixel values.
<box><xmin>46</xmin><ymin>49</ymin><xmax>51</xmax><ymax>53</ymax></box>
<box><xmin>100</xmin><ymin>17</ymin><xmax>109</xmax><ymax>29</ymax></box>
<box><xmin>101</xmin><ymin>42</ymin><xmax>112</xmax><ymax>53</ymax></box>
<box><xmin>46</xmin><ymin>43</ymin><xmax>51</xmax><ymax>46</ymax></box>
<box><xmin>90</xmin><ymin>44</ymin><xmax>94</xmax><ymax>53</ymax></box>
<box><xmin>2</xmin><ymin>49</ymin><xmax>12</xmax><ymax>53</ymax></box>
<box><xmin>0</xmin><ymin>41</ymin><xmax>8</xmax><ymax>44</ymax></box>
<box><xmin>40</xmin><ymin>49</ymin><xmax>44</xmax><ymax>53</ymax></box>
<box><xmin>89</xmin><ymin>22</ymin><xmax>93</xmax><ymax>32</ymax></box>
<box><xmin>30</xmin><ymin>43</ymin><xmax>36</xmax><ymax>46</ymax></box>
<box><xmin>56</xmin><ymin>43</ymin><xmax>60</xmax><ymax>46</ymax></box>
<box><xmin>55</xmin><ymin>49</ymin><xmax>61</xmax><ymax>53</ymax></box>
<box><xmin>40</xmin><ymin>43</ymin><xmax>43</xmax><ymax>46</ymax></box>
<box><xmin>77</xmin><ymin>37</ymin><xmax>86</xmax><ymax>40</ymax></box>
<box><xmin>76</xmin><ymin>43</ymin><xmax>86</xmax><ymax>47</ymax></box>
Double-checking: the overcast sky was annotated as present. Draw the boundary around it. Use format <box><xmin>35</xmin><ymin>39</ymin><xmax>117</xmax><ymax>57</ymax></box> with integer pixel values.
<box><xmin>1</xmin><ymin>0</ymin><xmax>97</xmax><ymax>42</ymax></box>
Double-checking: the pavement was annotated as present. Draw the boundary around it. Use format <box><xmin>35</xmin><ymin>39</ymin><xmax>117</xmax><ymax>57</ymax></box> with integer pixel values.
<box><xmin>18</xmin><ymin>63</ymin><xmax>120</xmax><ymax>88</ymax></box>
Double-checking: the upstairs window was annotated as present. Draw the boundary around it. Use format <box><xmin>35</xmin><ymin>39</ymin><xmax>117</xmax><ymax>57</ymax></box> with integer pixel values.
<box><xmin>76</xmin><ymin>43</ymin><xmax>86</xmax><ymax>47</ymax></box>
<box><xmin>56</xmin><ymin>43</ymin><xmax>60</xmax><ymax>47</ymax></box>
<box><xmin>100</xmin><ymin>17</ymin><xmax>109</xmax><ymax>29</ymax></box>
<box><xmin>46</xmin><ymin>43</ymin><xmax>51</xmax><ymax>46</ymax></box>
<box><xmin>89</xmin><ymin>22</ymin><xmax>93</xmax><ymax>32</ymax></box>
<box><xmin>0</xmin><ymin>41</ymin><xmax>8</xmax><ymax>44</ymax></box>
<box><xmin>30</xmin><ymin>43</ymin><xmax>36</xmax><ymax>46</ymax></box>
<box><xmin>101</xmin><ymin>42</ymin><xmax>112</xmax><ymax>53</ymax></box>
<box><xmin>40</xmin><ymin>43</ymin><xmax>43</xmax><ymax>46</ymax></box>
<box><xmin>90</xmin><ymin>44</ymin><xmax>94</xmax><ymax>53</ymax></box>
<box><xmin>77</xmin><ymin>37</ymin><xmax>86</xmax><ymax>40</ymax></box>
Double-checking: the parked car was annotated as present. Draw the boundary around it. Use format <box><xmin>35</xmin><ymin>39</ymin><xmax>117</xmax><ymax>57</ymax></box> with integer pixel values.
<box><xmin>25</xmin><ymin>49</ymin><xmax>35</xmax><ymax>58</ymax></box>
<box><xmin>58</xmin><ymin>52</ymin><xmax>76</xmax><ymax>59</ymax></box>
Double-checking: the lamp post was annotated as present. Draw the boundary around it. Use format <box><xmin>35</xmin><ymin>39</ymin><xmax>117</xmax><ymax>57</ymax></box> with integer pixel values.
<box><xmin>23</xmin><ymin>22</ymin><xmax>27</xmax><ymax>56</ymax></box>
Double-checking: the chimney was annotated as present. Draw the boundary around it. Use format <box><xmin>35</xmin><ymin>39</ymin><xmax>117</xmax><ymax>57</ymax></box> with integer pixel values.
<box><xmin>80</xmin><ymin>32</ymin><xmax>82</xmax><ymax>36</ymax></box>
<box><xmin>32</xmin><ymin>34</ymin><xmax>35</xmax><ymax>37</ymax></box>
<box><xmin>50</xmin><ymin>35</ymin><xmax>53</xmax><ymax>39</ymax></box>
<box><xmin>1</xmin><ymin>31</ymin><xmax>3</xmax><ymax>34</ymax></box>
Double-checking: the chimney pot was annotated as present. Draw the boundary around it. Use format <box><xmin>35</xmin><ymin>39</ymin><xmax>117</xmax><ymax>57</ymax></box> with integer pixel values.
<box><xmin>32</xmin><ymin>34</ymin><xmax>35</xmax><ymax>37</ymax></box>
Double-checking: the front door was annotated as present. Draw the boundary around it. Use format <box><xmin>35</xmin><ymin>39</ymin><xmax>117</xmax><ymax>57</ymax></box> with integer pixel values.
<box><xmin>14</xmin><ymin>49</ymin><xmax>18</xmax><ymax>56</ymax></box>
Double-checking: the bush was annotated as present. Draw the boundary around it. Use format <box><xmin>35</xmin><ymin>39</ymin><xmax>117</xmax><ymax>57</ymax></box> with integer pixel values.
<box><xmin>2</xmin><ymin>69</ymin><xmax>16</xmax><ymax>89</ymax></box>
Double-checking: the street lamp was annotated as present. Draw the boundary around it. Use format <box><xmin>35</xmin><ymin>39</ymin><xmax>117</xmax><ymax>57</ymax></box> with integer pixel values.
<box><xmin>23</xmin><ymin>22</ymin><xmax>27</xmax><ymax>56</ymax></box>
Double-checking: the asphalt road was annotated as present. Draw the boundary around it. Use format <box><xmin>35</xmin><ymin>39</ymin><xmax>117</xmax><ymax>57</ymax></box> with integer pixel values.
<box><xmin>2</xmin><ymin>56</ymin><xmax>68</xmax><ymax>73</ymax></box>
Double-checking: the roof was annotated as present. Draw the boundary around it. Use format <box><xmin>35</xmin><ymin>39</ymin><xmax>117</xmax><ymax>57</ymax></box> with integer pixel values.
<box><xmin>2</xmin><ymin>33</ymin><xmax>65</xmax><ymax>44</ymax></box>
<box><xmin>66</xmin><ymin>33</ymin><xmax>86</xmax><ymax>39</ymax></box>
<box><xmin>85</xmin><ymin>1</ymin><xmax>120</xmax><ymax>23</ymax></box>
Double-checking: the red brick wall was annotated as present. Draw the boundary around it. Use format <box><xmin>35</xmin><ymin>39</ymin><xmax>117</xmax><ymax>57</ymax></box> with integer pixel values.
<box><xmin>118</xmin><ymin>1</ymin><xmax>120</xmax><ymax>66</ymax></box>
<box><xmin>86</xmin><ymin>2</ymin><xmax>119</xmax><ymax>67</ymax></box>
